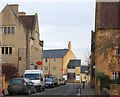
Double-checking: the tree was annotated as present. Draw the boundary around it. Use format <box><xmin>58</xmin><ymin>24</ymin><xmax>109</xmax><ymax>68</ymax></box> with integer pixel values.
<box><xmin>2</xmin><ymin>63</ymin><xmax>18</xmax><ymax>81</ymax></box>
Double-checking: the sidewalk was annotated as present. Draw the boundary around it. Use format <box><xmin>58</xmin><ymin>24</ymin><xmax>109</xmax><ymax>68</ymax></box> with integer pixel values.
<box><xmin>81</xmin><ymin>83</ymin><xmax>96</xmax><ymax>96</ymax></box>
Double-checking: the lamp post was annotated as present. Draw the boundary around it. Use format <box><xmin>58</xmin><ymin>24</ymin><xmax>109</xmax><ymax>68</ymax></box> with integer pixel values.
<box><xmin>18</xmin><ymin>48</ymin><xmax>26</xmax><ymax>77</ymax></box>
<box><xmin>49</xmin><ymin>51</ymin><xmax>51</xmax><ymax>77</ymax></box>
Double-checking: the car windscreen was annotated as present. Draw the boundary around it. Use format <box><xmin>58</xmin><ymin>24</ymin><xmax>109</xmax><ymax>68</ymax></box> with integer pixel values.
<box><xmin>24</xmin><ymin>74</ymin><xmax>40</xmax><ymax>80</ymax></box>
<box><xmin>10</xmin><ymin>79</ymin><xmax>24</xmax><ymax>84</ymax></box>
<box><xmin>46</xmin><ymin>79</ymin><xmax>52</xmax><ymax>82</ymax></box>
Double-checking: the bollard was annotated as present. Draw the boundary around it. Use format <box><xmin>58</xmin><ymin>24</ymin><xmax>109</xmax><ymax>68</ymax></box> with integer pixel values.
<box><xmin>77</xmin><ymin>85</ymin><xmax>82</xmax><ymax>97</ymax></box>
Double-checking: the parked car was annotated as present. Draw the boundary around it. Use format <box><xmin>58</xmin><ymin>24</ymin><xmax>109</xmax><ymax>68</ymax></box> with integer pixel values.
<box><xmin>49</xmin><ymin>77</ymin><xmax>58</xmax><ymax>86</ymax></box>
<box><xmin>0</xmin><ymin>84</ymin><xmax>4</xmax><ymax>97</ymax></box>
<box><xmin>59</xmin><ymin>78</ymin><xmax>66</xmax><ymax>85</ymax></box>
<box><xmin>45</xmin><ymin>78</ymin><xmax>54</xmax><ymax>88</ymax></box>
<box><xmin>8</xmin><ymin>78</ymin><xmax>36</xmax><ymax>95</ymax></box>
<box><xmin>24</xmin><ymin>70</ymin><xmax>45</xmax><ymax>92</ymax></box>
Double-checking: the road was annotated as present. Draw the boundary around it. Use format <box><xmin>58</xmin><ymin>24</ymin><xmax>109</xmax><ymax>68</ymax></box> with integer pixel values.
<box><xmin>5</xmin><ymin>83</ymin><xmax>96</xmax><ymax>97</ymax></box>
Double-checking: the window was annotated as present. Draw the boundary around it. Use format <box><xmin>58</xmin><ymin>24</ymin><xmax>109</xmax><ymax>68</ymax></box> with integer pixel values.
<box><xmin>45</xmin><ymin>59</ymin><xmax>48</xmax><ymax>62</ymax></box>
<box><xmin>0</xmin><ymin>27</ymin><xmax>3</xmax><ymax>34</ymax></box>
<box><xmin>11</xmin><ymin>27</ymin><xmax>14</xmax><ymax>34</ymax></box>
<box><xmin>1</xmin><ymin>47</ymin><xmax>12</xmax><ymax>54</ymax></box>
<box><xmin>5</xmin><ymin>47</ymin><xmax>8</xmax><ymax>54</ymax></box>
<box><xmin>8</xmin><ymin>27</ymin><xmax>10</xmax><ymax>34</ymax></box>
<box><xmin>44</xmin><ymin>67</ymin><xmax>48</xmax><ymax>71</ymax></box>
<box><xmin>1</xmin><ymin>26</ymin><xmax>15</xmax><ymax>34</ymax></box>
<box><xmin>53</xmin><ymin>67</ymin><xmax>56</xmax><ymax>71</ymax></box>
<box><xmin>2</xmin><ymin>47</ymin><xmax>4</xmax><ymax>54</ymax></box>
<box><xmin>9</xmin><ymin>47</ymin><xmax>12</xmax><ymax>54</ymax></box>
<box><xmin>53</xmin><ymin>59</ymin><xmax>56</xmax><ymax>62</ymax></box>
<box><xmin>4</xmin><ymin>27</ymin><xmax>6</xmax><ymax>34</ymax></box>
<box><xmin>119</xmin><ymin>72</ymin><xmax>120</xmax><ymax>78</ymax></box>
<box><xmin>112</xmin><ymin>72</ymin><xmax>117</xmax><ymax>79</ymax></box>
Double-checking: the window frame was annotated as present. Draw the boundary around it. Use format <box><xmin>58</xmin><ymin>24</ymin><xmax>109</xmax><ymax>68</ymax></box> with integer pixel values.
<box><xmin>45</xmin><ymin>59</ymin><xmax>48</xmax><ymax>63</ymax></box>
<box><xmin>44</xmin><ymin>67</ymin><xmax>48</xmax><ymax>71</ymax></box>
<box><xmin>53</xmin><ymin>58</ymin><xmax>56</xmax><ymax>62</ymax></box>
<box><xmin>112</xmin><ymin>72</ymin><xmax>117</xmax><ymax>79</ymax></box>
<box><xmin>8</xmin><ymin>27</ymin><xmax>10</xmax><ymax>34</ymax></box>
<box><xmin>53</xmin><ymin>67</ymin><xmax>56</xmax><ymax>71</ymax></box>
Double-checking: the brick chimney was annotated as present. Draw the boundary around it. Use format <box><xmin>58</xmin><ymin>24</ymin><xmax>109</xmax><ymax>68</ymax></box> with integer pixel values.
<box><xmin>9</xmin><ymin>4</ymin><xmax>19</xmax><ymax>14</ymax></box>
<box><xmin>68</xmin><ymin>41</ymin><xmax>71</xmax><ymax>51</ymax></box>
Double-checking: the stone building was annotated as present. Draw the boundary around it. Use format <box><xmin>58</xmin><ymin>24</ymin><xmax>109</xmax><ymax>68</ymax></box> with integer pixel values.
<box><xmin>91</xmin><ymin>2</ymin><xmax>120</xmax><ymax>83</ymax></box>
<box><xmin>0</xmin><ymin>4</ymin><xmax>43</xmax><ymax>78</ymax></box>
<box><xmin>42</xmin><ymin>42</ymin><xmax>76</xmax><ymax>79</ymax></box>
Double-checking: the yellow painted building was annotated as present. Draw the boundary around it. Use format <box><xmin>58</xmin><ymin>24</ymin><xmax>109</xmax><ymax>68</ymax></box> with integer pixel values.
<box><xmin>42</xmin><ymin>42</ymin><xmax>76</xmax><ymax>79</ymax></box>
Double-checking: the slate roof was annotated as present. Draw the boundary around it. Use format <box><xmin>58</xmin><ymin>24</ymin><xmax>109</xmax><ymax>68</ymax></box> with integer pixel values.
<box><xmin>67</xmin><ymin>60</ymin><xmax>81</xmax><ymax>69</ymax></box>
<box><xmin>43</xmin><ymin>49</ymin><xmax>69</xmax><ymax>58</ymax></box>
<box><xmin>19</xmin><ymin>15</ymin><xmax>35</xmax><ymax>29</ymax></box>
<box><xmin>81</xmin><ymin>66</ymin><xmax>88</xmax><ymax>73</ymax></box>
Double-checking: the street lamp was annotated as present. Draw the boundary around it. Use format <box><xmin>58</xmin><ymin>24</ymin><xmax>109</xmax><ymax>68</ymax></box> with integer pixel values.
<box><xmin>18</xmin><ymin>48</ymin><xmax>26</xmax><ymax>77</ymax></box>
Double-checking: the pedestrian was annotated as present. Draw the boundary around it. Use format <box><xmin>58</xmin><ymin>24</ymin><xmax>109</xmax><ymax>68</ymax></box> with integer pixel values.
<box><xmin>82</xmin><ymin>81</ymin><xmax>85</xmax><ymax>89</ymax></box>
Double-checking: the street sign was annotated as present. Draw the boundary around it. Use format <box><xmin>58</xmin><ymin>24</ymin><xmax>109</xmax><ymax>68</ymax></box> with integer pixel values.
<box><xmin>30</xmin><ymin>64</ymin><xmax>34</xmax><ymax>65</ymax></box>
<box><xmin>36</xmin><ymin>61</ymin><xmax>42</xmax><ymax>65</ymax></box>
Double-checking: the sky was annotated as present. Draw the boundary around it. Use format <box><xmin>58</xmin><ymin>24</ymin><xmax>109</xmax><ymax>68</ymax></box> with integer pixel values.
<box><xmin>0</xmin><ymin>0</ymin><xmax>96</xmax><ymax>65</ymax></box>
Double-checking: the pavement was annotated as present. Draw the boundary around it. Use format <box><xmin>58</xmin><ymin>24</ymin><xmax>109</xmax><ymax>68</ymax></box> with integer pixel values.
<box><xmin>81</xmin><ymin>83</ymin><xmax>96</xmax><ymax>95</ymax></box>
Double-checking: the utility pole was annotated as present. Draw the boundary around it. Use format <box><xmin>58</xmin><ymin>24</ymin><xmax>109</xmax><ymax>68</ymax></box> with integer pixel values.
<box><xmin>49</xmin><ymin>51</ymin><xmax>51</xmax><ymax>77</ymax></box>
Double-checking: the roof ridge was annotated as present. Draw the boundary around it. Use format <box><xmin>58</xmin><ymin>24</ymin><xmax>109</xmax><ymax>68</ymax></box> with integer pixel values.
<box><xmin>43</xmin><ymin>49</ymin><xmax>68</xmax><ymax>51</ymax></box>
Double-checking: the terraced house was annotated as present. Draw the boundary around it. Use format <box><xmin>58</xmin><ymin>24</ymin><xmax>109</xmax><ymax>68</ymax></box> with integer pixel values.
<box><xmin>0</xmin><ymin>4</ymin><xmax>43</xmax><ymax>80</ymax></box>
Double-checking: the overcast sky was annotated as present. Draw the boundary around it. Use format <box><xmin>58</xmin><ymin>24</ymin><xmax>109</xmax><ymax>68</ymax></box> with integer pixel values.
<box><xmin>0</xmin><ymin>0</ymin><xmax>96</xmax><ymax>65</ymax></box>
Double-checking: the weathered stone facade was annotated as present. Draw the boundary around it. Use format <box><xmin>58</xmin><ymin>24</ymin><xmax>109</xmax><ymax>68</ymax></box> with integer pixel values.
<box><xmin>0</xmin><ymin>4</ymin><xmax>43</xmax><ymax>77</ymax></box>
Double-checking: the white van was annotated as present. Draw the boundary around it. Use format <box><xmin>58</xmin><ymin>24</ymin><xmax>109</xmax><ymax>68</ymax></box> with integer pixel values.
<box><xmin>23</xmin><ymin>70</ymin><xmax>45</xmax><ymax>92</ymax></box>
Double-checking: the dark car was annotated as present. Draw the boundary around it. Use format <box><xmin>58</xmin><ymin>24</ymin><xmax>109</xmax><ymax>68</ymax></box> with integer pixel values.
<box><xmin>45</xmin><ymin>78</ymin><xmax>54</xmax><ymax>88</ymax></box>
<box><xmin>49</xmin><ymin>77</ymin><xmax>58</xmax><ymax>86</ymax></box>
<box><xmin>59</xmin><ymin>78</ymin><xmax>66</xmax><ymax>85</ymax></box>
<box><xmin>8</xmin><ymin>78</ymin><xmax>36</xmax><ymax>95</ymax></box>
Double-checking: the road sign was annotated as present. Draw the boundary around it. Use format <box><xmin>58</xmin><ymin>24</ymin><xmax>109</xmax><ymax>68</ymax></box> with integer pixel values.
<box><xmin>36</xmin><ymin>61</ymin><xmax>42</xmax><ymax>65</ymax></box>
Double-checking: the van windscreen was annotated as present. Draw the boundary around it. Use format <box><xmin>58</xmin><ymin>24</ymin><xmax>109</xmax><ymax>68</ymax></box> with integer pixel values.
<box><xmin>24</xmin><ymin>74</ymin><xmax>39</xmax><ymax>80</ymax></box>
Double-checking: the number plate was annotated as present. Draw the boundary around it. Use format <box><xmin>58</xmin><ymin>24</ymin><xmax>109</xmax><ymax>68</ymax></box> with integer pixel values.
<box><xmin>13</xmin><ymin>85</ymin><xmax>20</xmax><ymax>87</ymax></box>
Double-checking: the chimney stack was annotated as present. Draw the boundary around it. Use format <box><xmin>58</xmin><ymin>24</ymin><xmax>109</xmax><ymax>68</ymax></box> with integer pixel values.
<box><xmin>68</xmin><ymin>41</ymin><xmax>71</xmax><ymax>51</ymax></box>
<box><xmin>9</xmin><ymin>4</ymin><xmax>19</xmax><ymax>14</ymax></box>
<box><xmin>18</xmin><ymin>12</ymin><xmax>26</xmax><ymax>16</ymax></box>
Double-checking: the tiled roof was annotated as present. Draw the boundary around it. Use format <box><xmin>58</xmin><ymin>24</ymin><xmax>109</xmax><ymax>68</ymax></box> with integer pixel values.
<box><xmin>81</xmin><ymin>66</ymin><xmax>88</xmax><ymax>73</ymax></box>
<box><xmin>43</xmin><ymin>49</ymin><xmax>69</xmax><ymax>58</ymax></box>
<box><xmin>67</xmin><ymin>60</ymin><xmax>81</xmax><ymax>69</ymax></box>
<box><xmin>19</xmin><ymin>15</ymin><xmax>35</xmax><ymax>29</ymax></box>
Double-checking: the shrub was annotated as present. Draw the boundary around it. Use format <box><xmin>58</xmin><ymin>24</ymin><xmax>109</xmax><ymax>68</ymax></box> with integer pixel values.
<box><xmin>99</xmin><ymin>75</ymin><xmax>111</xmax><ymax>90</ymax></box>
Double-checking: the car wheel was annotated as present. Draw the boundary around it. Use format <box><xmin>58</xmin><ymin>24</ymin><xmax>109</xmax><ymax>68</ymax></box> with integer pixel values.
<box><xmin>26</xmin><ymin>89</ymin><xmax>31</xmax><ymax>95</ymax></box>
<box><xmin>52</xmin><ymin>84</ymin><xmax>55</xmax><ymax>88</ymax></box>
<box><xmin>33</xmin><ymin>88</ymin><xmax>36</xmax><ymax>94</ymax></box>
<box><xmin>40</xmin><ymin>86</ymin><xmax>43</xmax><ymax>92</ymax></box>
<box><xmin>9</xmin><ymin>92</ymin><xmax>13</xmax><ymax>95</ymax></box>
<box><xmin>43</xmin><ymin>86</ymin><xmax>45</xmax><ymax>91</ymax></box>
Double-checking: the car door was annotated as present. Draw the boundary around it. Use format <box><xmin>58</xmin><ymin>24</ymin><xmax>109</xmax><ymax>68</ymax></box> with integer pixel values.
<box><xmin>25</xmin><ymin>78</ymin><xmax>34</xmax><ymax>93</ymax></box>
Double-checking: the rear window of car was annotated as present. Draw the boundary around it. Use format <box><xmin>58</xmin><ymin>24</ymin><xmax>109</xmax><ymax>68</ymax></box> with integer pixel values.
<box><xmin>46</xmin><ymin>79</ymin><xmax>52</xmax><ymax>82</ymax></box>
<box><xmin>10</xmin><ymin>79</ymin><xmax>24</xmax><ymax>84</ymax></box>
<box><xmin>59</xmin><ymin>79</ymin><xmax>62</xmax><ymax>81</ymax></box>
